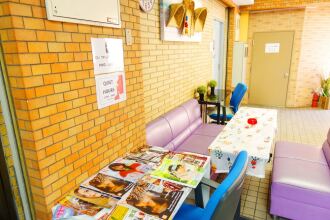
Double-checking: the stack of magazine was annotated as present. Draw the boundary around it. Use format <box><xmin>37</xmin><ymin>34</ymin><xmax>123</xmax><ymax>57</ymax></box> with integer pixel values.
<box><xmin>52</xmin><ymin>146</ymin><xmax>210</xmax><ymax>220</ymax></box>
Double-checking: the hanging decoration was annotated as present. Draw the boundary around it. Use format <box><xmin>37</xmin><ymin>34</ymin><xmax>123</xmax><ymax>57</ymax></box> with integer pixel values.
<box><xmin>166</xmin><ymin>0</ymin><xmax>207</xmax><ymax>36</ymax></box>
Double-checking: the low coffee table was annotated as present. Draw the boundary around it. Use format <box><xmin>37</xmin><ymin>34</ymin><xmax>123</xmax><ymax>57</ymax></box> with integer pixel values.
<box><xmin>208</xmin><ymin>107</ymin><xmax>277</xmax><ymax>178</ymax></box>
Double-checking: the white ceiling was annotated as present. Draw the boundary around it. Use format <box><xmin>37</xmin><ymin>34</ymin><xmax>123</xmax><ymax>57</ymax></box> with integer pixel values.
<box><xmin>233</xmin><ymin>0</ymin><xmax>254</xmax><ymax>6</ymax></box>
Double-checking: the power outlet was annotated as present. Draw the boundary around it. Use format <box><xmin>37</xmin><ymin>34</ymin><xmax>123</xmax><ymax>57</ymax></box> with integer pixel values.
<box><xmin>125</xmin><ymin>29</ymin><xmax>132</xmax><ymax>46</ymax></box>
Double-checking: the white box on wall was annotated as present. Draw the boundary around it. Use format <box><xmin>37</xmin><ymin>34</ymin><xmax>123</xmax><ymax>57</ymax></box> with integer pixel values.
<box><xmin>46</xmin><ymin>0</ymin><xmax>121</xmax><ymax>28</ymax></box>
<box><xmin>232</xmin><ymin>42</ymin><xmax>248</xmax><ymax>87</ymax></box>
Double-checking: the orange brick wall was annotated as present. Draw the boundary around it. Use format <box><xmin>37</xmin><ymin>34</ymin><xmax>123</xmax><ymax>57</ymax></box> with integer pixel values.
<box><xmin>240</xmin><ymin>0</ymin><xmax>330</xmax><ymax>11</ymax></box>
<box><xmin>295</xmin><ymin>3</ymin><xmax>330</xmax><ymax>106</ymax></box>
<box><xmin>141</xmin><ymin>0</ymin><xmax>229</xmax><ymax>122</ymax></box>
<box><xmin>0</xmin><ymin>0</ymin><xmax>146</xmax><ymax>219</ymax></box>
<box><xmin>0</xmin><ymin>0</ymin><xmax>238</xmax><ymax>219</ymax></box>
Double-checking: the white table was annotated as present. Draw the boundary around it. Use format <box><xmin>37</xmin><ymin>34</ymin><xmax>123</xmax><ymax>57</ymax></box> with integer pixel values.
<box><xmin>209</xmin><ymin>107</ymin><xmax>277</xmax><ymax>178</ymax></box>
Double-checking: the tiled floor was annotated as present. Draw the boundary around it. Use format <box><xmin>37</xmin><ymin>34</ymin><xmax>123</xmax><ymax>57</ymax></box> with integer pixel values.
<box><xmin>239</xmin><ymin>108</ymin><xmax>330</xmax><ymax>219</ymax></box>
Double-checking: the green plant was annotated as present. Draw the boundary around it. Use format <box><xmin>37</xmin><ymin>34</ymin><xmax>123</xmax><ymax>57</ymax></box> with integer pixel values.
<box><xmin>197</xmin><ymin>85</ymin><xmax>207</xmax><ymax>94</ymax></box>
<box><xmin>321</xmin><ymin>77</ymin><xmax>330</xmax><ymax>97</ymax></box>
<box><xmin>208</xmin><ymin>80</ymin><xmax>217</xmax><ymax>88</ymax></box>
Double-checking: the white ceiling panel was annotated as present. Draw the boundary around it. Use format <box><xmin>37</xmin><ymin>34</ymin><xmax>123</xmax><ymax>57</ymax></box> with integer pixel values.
<box><xmin>233</xmin><ymin>0</ymin><xmax>254</xmax><ymax>6</ymax></box>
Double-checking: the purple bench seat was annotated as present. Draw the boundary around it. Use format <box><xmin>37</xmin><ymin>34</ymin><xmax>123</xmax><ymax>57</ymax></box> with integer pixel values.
<box><xmin>146</xmin><ymin>99</ymin><xmax>224</xmax><ymax>155</ymax></box>
<box><xmin>270</xmin><ymin>129</ymin><xmax>330</xmax><ymax>220</ymax></box>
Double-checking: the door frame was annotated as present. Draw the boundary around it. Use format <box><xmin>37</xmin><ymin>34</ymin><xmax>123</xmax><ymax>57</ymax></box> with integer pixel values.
<box><xmin>213</xmin><ymin>19</ymin><xmax>226</xmax><ymax>90</ymax></box>
<box><xmin>0</xmin><ymin>40</ymin><xmax>34</xmax><ymax>220</ymax></box>
<box><xmin>249</xmin><ymin>31</ymin><xmax>295</xmax><ymax>107</ymax></box>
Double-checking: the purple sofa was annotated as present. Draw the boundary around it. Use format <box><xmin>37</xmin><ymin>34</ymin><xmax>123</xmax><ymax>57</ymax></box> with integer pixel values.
<box><xmin>270</xmin><ymin>129</ymin><xmax>330</xmax><ymax>220</ymax></box>
<box><xmin>146</xmin><ymin>99</ymin><xmax>225</xmax><ymax>155</ymax></box>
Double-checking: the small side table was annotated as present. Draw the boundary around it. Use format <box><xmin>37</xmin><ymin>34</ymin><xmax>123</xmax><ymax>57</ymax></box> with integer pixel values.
<box><xmin>198</xmin><ymin>89</ymin><xmax>226</xmax><ymax>125</ymax></box>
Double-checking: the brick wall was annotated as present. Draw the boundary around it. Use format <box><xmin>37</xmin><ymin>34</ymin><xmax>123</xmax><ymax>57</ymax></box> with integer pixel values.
<box><xmin>240</xmin><ymin>0</ymin><xmax>330</xmax><ymax>11</ymax></box>
<box><xmin>295</xmin><ymin>3</ymin><xmax>330</xmax><ymax>106</ymax></box>
<box><xmin>246</xmin><ymin>9</ymin><xmax>305</xmax><ymax>107</ymax></box>
<box><xmin>0</xmin><ymin>0</ymin><xmax>146</xmax><ymax>219</ymax></box>
<box><xmin>0</xmin><ymin>0</ymin><xmax>238</xmax><ymax>218</ymax></box>
<box><xmin>141</xmin><ymin>0</ymin><xmax>228</xmax><ymax>122</ymax></box>
<box><xmin>0</xmin><ymin>104</ymin><xmax>24</xmax><ymax>219</ymax></box>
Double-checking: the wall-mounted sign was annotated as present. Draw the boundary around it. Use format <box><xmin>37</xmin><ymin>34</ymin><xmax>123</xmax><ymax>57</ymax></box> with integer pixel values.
<box><xmin>95</xmin><ymin>72</ymin><xmax>126</xmax><ymax>109</ymax></box>
<box><xmin>265</xmin><ymin>43</ymin><xmax>280</xmax><ymax>54</ymax></box>
<box><xmin>91</xmin><ymin>38</ymin><xmax>124</xmax><ymax>74</ymax></box>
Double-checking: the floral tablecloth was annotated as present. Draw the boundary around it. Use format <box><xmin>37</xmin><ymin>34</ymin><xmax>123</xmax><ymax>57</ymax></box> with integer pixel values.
<box><xmin>208</xmin><ymin>107</ymin><xmax>278</xmax><ymax>178</ymax></box>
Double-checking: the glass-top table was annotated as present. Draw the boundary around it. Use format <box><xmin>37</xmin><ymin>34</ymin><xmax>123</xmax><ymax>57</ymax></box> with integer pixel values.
<box><xmin>198</xmin><ymin>89</ymin><xmax>226</xmax><ymax>125</ymax></box>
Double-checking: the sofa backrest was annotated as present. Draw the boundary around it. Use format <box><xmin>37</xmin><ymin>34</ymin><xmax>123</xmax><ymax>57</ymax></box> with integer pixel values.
<box><xmin>146</xmin><ymin>99</ymin><xmax>202</xmax><ymax>150</ymax></box>
<box><xmin>322</xmin><ymin>129</ymin><xmax>330</xmax><ymax>167</ymax></box>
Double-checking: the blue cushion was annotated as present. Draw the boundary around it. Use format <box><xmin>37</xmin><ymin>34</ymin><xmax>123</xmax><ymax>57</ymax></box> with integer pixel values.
<box><xmin>173</xmin><ymin>204</ymin><xmax>204</xmax><ymax>220</ymax></box>
<box><xmin>209</xmin><ymin>113</ymin><xmax>233</xmax><ymax>121</ymax></box>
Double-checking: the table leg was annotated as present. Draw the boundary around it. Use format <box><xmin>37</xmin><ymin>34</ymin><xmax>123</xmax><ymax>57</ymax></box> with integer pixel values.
<box><xmin>221</xmin><ymin>105</ymin><xmax>226</xmax><ymax>125</ymax></box>
<box><xmin>194</xmin><ymin>184</ymin><xmax>204</xmax><ymax>208</ymax></box>
<box><xmin>217</xmin><ymin>104</ymin><xmax>220</xmax><ymax>125</ymax></box>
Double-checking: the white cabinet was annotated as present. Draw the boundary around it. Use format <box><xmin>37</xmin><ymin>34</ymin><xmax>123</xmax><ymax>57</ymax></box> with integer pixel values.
<box><xmin>232</xmin><ymin>42</ymin><xmax>248</xmax><ymax>87</ymax></box>
<box><xmin>46</xmin><ymin>0</ymin><xmax>121</xmax><ymax>28</ymax></box>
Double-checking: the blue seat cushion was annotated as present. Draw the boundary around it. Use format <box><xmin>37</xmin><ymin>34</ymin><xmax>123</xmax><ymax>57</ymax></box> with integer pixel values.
<box><xmin>209</xmin><ymin>113</ymin><xmax>233</xmax><ymax>121</ymax></box>
<box><xmin>173</xmin><ymin>204</ymin><xmax>204</xmax><ymax>220</ymax></box>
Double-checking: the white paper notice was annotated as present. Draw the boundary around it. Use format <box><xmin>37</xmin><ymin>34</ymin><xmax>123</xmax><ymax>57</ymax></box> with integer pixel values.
<box><xmin>91</xmin><ymin>38</ymin><xmax>124</xmax><ymax>74</ymax></box>
<box><xmin>265</xmin><ymin>43</ymin><xmax>280</xmax><ymax>54</ymax></box>
<box><xmin>95</xmin><ymin>72</ymin><xmax>126</xmax><ymax>109</ymax></box>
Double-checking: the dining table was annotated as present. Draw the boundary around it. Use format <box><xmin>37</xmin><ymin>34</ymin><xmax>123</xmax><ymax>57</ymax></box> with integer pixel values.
<box><xmin>208</xmin><ymin>107</ymin><xmax>278</xmax><ymax>178</ymax></box>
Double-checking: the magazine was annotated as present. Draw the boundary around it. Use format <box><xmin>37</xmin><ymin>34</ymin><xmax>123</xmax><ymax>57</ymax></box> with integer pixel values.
<box><xmin>52</xmin><ymin>195</ymin><xmax>112</xmax><ymax>220</ymax></box>
<box><xmin>100</xmin><ymin>158</ymin><xmax>153</xmax><ymax>182</ymax></box>
<box><xmin>125</xmin><ymin>146</ymin><xmax>169</xmax><ymax>165</ymax></box>
<box><xmin>69</xmin><ymin>186</ymin><xmax>118</xmax><ymax>208</ymax></box>
<box><xmin>108</xmin><ymin>205</ymin><xmax>159</xmax><ymax>220</ymax></box>
<box><xmin>81</xmin><ymin>173</ymin><xmax>135</xmax><ymax>198</ymax></box>
<box><xmin>150</xmin><ymin>152</ymin><xmax>210</xmax><ymax>188</ymax></box>
<box><xmin>118</xmin><ymin>175</ymin><xmax>191</xmax><ymax>220</ymax></box>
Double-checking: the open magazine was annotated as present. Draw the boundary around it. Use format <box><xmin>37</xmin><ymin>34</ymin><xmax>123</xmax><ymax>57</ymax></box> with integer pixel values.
<box><xmin>100</xmin><ymin>158</ymin><xmax>154</xmax><ymax>182</ymax></box>
<box><xmin>108</xmin><ymin>205</ymin><xmax>159</xmax><ymax>220</ymax></box>
<box><xmin>125</xmin><ymin>146</ymin><xmax>169</xmax><ymax>165</ymax></box>
<box><xmin>69</xmin><ymin>186</ymin><xmax>119</xmax><ymax>208</ymax></box>
<box><xmin>81</xmin><ymin>173</ymin><xmax>135</xmax><ymax>198</ymax></box>
<box><xmin>150</xmin><ymin>152</ymin><xmax>210</xmax><ymax>188</ymax></box>
<box><xmin>117</xmin><ymin>175</ymin><xmax>191</xmax><ymax>220</ymax></box>
<box><xmin>52</xmin><ymin>195</ymin><xmax>112</xmax><ymax>220</ymax></box>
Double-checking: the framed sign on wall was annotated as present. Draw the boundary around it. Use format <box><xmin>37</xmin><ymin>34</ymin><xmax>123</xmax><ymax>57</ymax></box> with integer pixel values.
<box><xmin>46</xmin><ymin>0</ymin><xmax>121</xmax><ymax>28</ymax></box>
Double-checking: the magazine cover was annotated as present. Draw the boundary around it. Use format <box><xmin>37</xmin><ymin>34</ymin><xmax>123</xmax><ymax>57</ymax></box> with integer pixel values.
<box><xmin>150</xmin><ymin>152</ymin><xmax>210</xmax><ymax>188</ymax></box>
<box><xmin>126</xmin><ymin>146</ymin><xmax>169</xmax><ymax>165</ymax></box>
<box><xmin>118</xmin><ymin>175</ymin><xmax>191</xmax><ymax>220</ymax></box>
<box><xmin>100</xmin><ymin>158</ymin><xmax>153</xmax><ymax>182</ymax></box>
<box><xmin>52</xmin><ymin>195</ymin><xmax>112</xmax><ymax>220</ymax></box>
<box><xmin>81</xmin><ymin>173</ymin><xmax>135</xmax><ymax>198</ymax></box>
<box><xmin>108</xmin><ymin>205</ymin><xmax>159</xmax><ymax>220</ymax></box>
<box><xmin>69</xmin><ymin>186</ymin><xmax>118</xmax><ymax>208</ymax></box>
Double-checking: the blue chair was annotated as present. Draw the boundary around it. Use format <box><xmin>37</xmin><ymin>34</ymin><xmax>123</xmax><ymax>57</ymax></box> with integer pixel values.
<box><xmin>209</xmin><ymin>83</ymin><xmax>247</xmax><ymax>122</ymax></box>
<box><xmin>174</xmin><ymin>151</ymin><xmax>248</xmax><ymax>220</ymax></box>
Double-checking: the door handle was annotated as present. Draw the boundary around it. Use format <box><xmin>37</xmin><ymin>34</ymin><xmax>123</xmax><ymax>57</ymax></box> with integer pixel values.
<box><xmin>284</xmin><ymin>72</ymin><xmax>289</xmax><ymax>78</ymax></box>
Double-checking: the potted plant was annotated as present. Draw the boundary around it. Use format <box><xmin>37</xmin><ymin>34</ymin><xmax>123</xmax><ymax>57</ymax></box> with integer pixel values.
<box><xmin>208</xmin><ymin>80</ymin><xmax>217</xmax><ymax>97</ymax></box>
<box><xmin>320</xmin><ymin>76</ymin><xmax>330</xmax><ymax>109</ymax></box>
<box><xmin>197</xmin><ymin>85</ymin><xmax>207</xmax><ymax>101</ymax></box>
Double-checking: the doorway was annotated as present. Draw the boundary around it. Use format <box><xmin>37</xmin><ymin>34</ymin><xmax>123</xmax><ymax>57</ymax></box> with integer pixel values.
<box><xmin>213</xmin><ymin>20</ymin><xmax>225</xmax><ymax>90</ymax></box>
<box><xmin>249</xmin><ymin>31</ymin><xmax>294</xmax><ymax>107</ymax></box>
<box><xmin>0</xmin><ymin>136</ymin><xmax>19</xmax><ymax>220</ymax></box>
